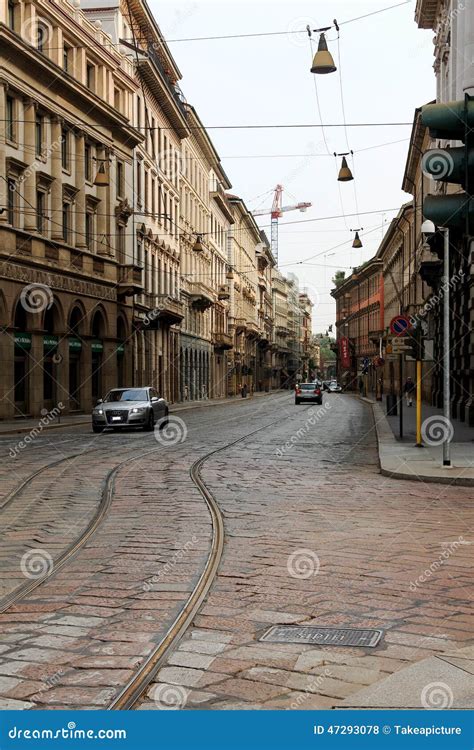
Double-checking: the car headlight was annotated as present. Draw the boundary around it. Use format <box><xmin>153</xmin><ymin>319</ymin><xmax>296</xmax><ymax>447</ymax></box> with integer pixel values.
<box><xmin>131</xmin><ymin>407</ymin><xmax>146</xmax><ymax>414</ymax></box>
<box><xmin>95</xmin><ymin>409</ymin><xmax>104</xmax><ymax>415</ymax></box>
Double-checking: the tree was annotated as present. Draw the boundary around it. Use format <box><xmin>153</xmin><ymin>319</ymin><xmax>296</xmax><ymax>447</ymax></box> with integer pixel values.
<box><xmin>332</xmin><ymin>270</ymin><xmax>346</xmax><ymax>287</ymax></box>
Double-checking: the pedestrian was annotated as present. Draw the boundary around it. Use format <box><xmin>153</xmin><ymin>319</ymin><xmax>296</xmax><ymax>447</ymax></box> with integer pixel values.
<box><xmin>358</xmin><ymin>377</ymin><xmax>364</xmax><ymax>396</ymax></box>
<box><xmin>404</xmin><ymin>376</ymin><xmax>415</xmax><ymax>407</ymax></box>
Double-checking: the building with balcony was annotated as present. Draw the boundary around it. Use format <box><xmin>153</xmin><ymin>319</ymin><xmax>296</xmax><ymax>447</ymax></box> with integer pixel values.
<box><xmin>413</xmin><ymin>0</ymin><xmax>474</xmax><ymax>424</ymax></box>
<box><xmin>227</xmin><ymin>194</ymin><xmax>261</xmax><ymax>395</ymax></box>
<box><xmin>208</xmin><ymin>169</ymin><xmax>234</xmax><ymax>399</ymax></box>
<box><xmin>0</xmin><ymin>0</ymin><xmax>141</xmax><ymax>418</ymax></box>
<box><xmin>332</xmin><ymin>256</ymin><xmax>384</xmax><ymax>391</ymax></box>
<box><xmin>82</xmin><ymin>0</ymin><xmax>189</xmax><ymax>404</ymax></box>
<box><xmin>298</xmin><ymin>291</ymin><xmax>313</xmax><ymax>380</ymax></box>
<box><xmin>255</xmin><ymin>232</ymin><xmax>275</xmax><ymax>391</ymax></box>
<box><xmin>178</xmin><ymin>104</ymin><xmax>218</xmax><ymax>401</ymax></box>
<box><xmin>271</xmin><ymin>271</ymin><xmax>290</xmax><ymax>388</ymax></box>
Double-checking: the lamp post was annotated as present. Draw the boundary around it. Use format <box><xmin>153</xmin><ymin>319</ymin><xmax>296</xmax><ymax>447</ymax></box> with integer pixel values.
<box><xmin>421</xmin><ymin>219</ymin><xmax>451</xmax><ymax>467</ymax></box>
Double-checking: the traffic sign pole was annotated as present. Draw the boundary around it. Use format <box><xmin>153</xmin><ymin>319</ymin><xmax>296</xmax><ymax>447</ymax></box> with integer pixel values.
<box><xmin>399</xmin><ymin>354</ymin><xmax>403</xmax><ymax>440</ymax></box>
<box><xmin>416</xmin><ymin>360</ymin><xmax>423</xmax><ymax>447</ymax></box>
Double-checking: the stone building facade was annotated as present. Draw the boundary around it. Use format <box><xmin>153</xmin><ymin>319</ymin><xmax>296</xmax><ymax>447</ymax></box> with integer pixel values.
<box><xmin>0</xmin><ymin>0</ymin><xmax>314</xmax><ymax>418</ymax></box>
<box><xmin>227</xmin><ymin>194</ymin><xmax>261</xmax><ymax>396</ymax></box>
<box><xmin>83</xmin><ymin>0</ymin><xmax>188</xmax><ymax>404</ymax></box>
<box><xmin>415</xmin><ymin>0</ymin><xmax>474</xmax><ymax>424</ymax></box>
<box><xmin>0</xmin><ymin>0</ymin><xmax>141</xmax><ymax>419</ymax></box>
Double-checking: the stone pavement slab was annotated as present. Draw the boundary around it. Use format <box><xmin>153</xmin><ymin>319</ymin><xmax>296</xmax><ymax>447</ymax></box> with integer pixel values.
<box><xmin>367</xmin><ymin>398</ymin><xmax>474</xmax><ymax>486</ymax></box>
<box><xmin>338</xmin><ymin>650</ymin><xmax>474</xmax><ymax>709</ymax></box>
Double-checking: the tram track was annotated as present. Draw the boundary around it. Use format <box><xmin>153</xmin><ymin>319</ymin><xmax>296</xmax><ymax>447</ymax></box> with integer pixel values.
<box><xmin>109</xmin><ymin>414</ymin><xmax>283</xmax><ymax>710</ymax></box>
<box><xmin>0</xmin><ymin>443</ymin><xmax>169</xmax><ymax>614</ymax></box>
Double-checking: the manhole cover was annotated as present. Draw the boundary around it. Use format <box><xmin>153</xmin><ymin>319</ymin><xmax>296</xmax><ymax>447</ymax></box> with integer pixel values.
<box><xmin>260</xmin><ymin>625</ymin><xmax>383</xmax><ymax>648</ymax></box>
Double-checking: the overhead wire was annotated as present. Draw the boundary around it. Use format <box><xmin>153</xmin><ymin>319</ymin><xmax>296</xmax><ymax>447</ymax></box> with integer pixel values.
<box><xmin>19</xmin><ymin>1</ymin><xmax>412</xmax><ymax>49</ymax></box>
<box><xmin>335</xmin><ymin>27</ymin><xmax>362</xmax><ymax>239</ymax></box>
<box><xmin>1</xmin><ymin>118</ymin><xmax>412</xmax><ymax>130</ymax></box>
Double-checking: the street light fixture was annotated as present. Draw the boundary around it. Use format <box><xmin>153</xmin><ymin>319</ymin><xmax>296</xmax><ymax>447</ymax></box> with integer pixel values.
<box><xmin>192</xmin><ymin>235</ymin><xmax>205</xmax><ymax>252</ymax></box>
<box><xmin>421</xmin><ymin>219</ymin><xmax>451</xmax><ymax>467</ymax></box>
<box><xmin>335</xmin><ymin>152</ymin><xmax>354</xmax><ymax>182</ymax></box>
<box><xmin>308</xmin><ymin>26</ymin><xmax>337</xmax><ymax>75</ymax></box>
<box><xmin>351</xmin><ymin>229</ymin><xmax>363</xmax><ymax>249</ymax></box>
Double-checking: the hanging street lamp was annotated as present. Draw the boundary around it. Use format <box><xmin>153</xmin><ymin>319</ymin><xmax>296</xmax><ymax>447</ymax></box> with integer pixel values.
<box><xmin>307</xmin><ymin>25</ymin><xmax>337</xmax><ymax>75</ymax></box>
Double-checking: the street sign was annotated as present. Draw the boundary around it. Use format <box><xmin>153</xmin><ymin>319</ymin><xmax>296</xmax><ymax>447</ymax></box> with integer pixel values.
<box><xmin>390</xmin><ymin>315</ymin><xmax>411</xmax><ymax>336</ymax></box>
<box><xmin>391</xmin><ymin>341</ymin><xmax>411</xmax><ymax>349</ymax></box>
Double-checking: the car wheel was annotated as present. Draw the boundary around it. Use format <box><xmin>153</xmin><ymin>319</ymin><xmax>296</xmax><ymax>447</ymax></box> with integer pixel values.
<box><xmin>92</xmin><ymin>425</ymin><xmax>104</xmax><ymax>433</ymax></box>
<box><xmin>317</xmin><ymin>399</ymin><xmax>323</xmax><ymax>405</ymax></box>
<box><xmin>143</xmin><ymin>410</ymin><xmax>155</xmax><ymax>432</ymax></box>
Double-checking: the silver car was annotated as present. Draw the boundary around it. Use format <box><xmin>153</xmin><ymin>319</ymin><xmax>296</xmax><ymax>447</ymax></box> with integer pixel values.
<box><xmin>92</xmin><ymin>387</ymin><xmax>169</xmax><ymax>433</ymax></box>
<box><xmin>295</xmin><ymin>382</ymin><xmax>323</xmax><ymax>405</ymax></box>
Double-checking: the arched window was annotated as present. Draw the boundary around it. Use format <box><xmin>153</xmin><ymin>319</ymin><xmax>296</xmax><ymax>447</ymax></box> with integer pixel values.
<box><xmin>37</xmin><ymin>24</ymin><xmax>47</xmax><ymax>53</ymax></box>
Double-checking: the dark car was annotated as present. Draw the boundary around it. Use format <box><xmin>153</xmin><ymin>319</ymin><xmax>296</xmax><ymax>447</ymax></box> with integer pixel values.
<box><xmin>295</xmin><ymin>382</ymin><xmax>323</xmax><ymax>406</ymax></box>
<box><xmin>92</xmin><ymin>387</ymin><xmax>168</xmax><ymax>433</ymax></box>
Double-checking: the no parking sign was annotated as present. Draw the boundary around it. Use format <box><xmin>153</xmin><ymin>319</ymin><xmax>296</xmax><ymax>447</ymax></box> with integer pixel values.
<box><xmin>390</xmin><ymin>315</ymin><xmax>411</xmax><ymax>336</ymax></box>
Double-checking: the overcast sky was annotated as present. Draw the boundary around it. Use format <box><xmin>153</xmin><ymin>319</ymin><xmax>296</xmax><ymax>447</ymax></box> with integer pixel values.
<box><xmin>149</xmin><ymin>0</ymin><xmax>435</xmax><ymax>331</ymax></box>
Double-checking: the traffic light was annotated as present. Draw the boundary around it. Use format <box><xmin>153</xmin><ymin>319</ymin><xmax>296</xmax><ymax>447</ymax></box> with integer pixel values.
<box><xmin>407</xmin><ymin>325</ymin><xmax>424</xmax><ymax>361</ymax></box>
<box><xmin>421</xmin><ymin>94</ymin><xmax>474</xmax><ymax>231</ymax></box>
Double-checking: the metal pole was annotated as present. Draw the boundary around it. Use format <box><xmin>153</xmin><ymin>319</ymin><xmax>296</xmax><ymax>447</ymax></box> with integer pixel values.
<box><xmin>399</xmin><ymin>353</ymin><xmax>403</xmax><ymax>440</ymax></box>
<box><xmin>443</xmin><ymin>228</ymin><xmax>451</xmax><ymax>466</ymax></box>
<box><xmin>416</xmin><ymin>358</ymin><xmax>422</xmax><ymax>446</ymax></box>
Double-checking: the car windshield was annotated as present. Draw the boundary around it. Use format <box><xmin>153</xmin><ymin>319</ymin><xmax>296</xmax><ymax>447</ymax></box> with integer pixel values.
<box><xmin>104</xmin><ymin>389</ymin><xmax>148</xmax><ymax>402</ymax></box>
<box><xmin>300</xmin><ymin>384</ymin><xmax>318</xmax><ymax>390</ymax></box>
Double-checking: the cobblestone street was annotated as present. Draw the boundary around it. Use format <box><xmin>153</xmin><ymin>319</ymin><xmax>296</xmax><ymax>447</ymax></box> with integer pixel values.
<box><xmin>0</xmin><ymin>392</ymin><xmax>471</xmax><ymax>710</ymax></box>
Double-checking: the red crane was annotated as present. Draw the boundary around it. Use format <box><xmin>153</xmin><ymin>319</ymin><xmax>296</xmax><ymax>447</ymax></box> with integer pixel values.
<box><xmin>252</xmin><ymin>184</ymin><xmax>311</xmax><ymax>265</ymax></box>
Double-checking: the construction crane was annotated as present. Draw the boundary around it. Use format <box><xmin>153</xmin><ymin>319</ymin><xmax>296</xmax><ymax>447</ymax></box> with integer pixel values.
<box><xmin>252</xmin><ymin>184</ymin><xmax>312</xmax><ymax>265</ymax></box>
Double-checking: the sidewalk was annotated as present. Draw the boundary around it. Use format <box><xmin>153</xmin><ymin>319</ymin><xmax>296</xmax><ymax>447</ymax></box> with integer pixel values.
<box><xmin>338</xmin><ymin>645</ymin><xmax>474</xmax><ymax>709</ymax></box>
<box><xmin>363</xmin><ymin>395</ymin><xmax>474</xmax><ymax>487</ymax></box>
<box><xmin>0</xmin><ymin>390</ymin><xmax>280</xmax><ymax>437</ymax></box>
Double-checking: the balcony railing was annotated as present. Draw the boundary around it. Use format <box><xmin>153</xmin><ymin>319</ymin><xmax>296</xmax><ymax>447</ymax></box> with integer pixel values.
<box><xmin>189</xmin><ymin>281</ymin><xmax>214</xmax><ymax>311</ymax></box>
<box><xmin>136</xmin><ymin>294</ymin><xmax>184</xmax><ymax>327</ymax></box>
<box><xmin>213</xmin><ymin>332</ymin><xmax>233</xmax><ymax>350</ymax></box>
<box><xmin>118</xmin><ymin>264</ymin><xmax>143</xmax><ymax>298</ymax></box>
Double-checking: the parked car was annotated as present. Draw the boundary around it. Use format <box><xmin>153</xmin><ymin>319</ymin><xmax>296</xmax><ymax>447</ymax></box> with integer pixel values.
<box><xmin>322</xmin><ymin>380</ymin><xmax>331</xmax><ymax>392</ymax></box>
<box><xmin>328</xmin><ymin>381</ymin><xmax>342</xmax><ymax>393</ymax></box>
<box><xmin>295</xmin><ymin>382</ymin><xmax>323</xmax><ymax>405</ymax></box>
<box><xmin>92</xmin><ymin>387</ymin><xmax>169</xmax><ymax>433</ymax></box>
